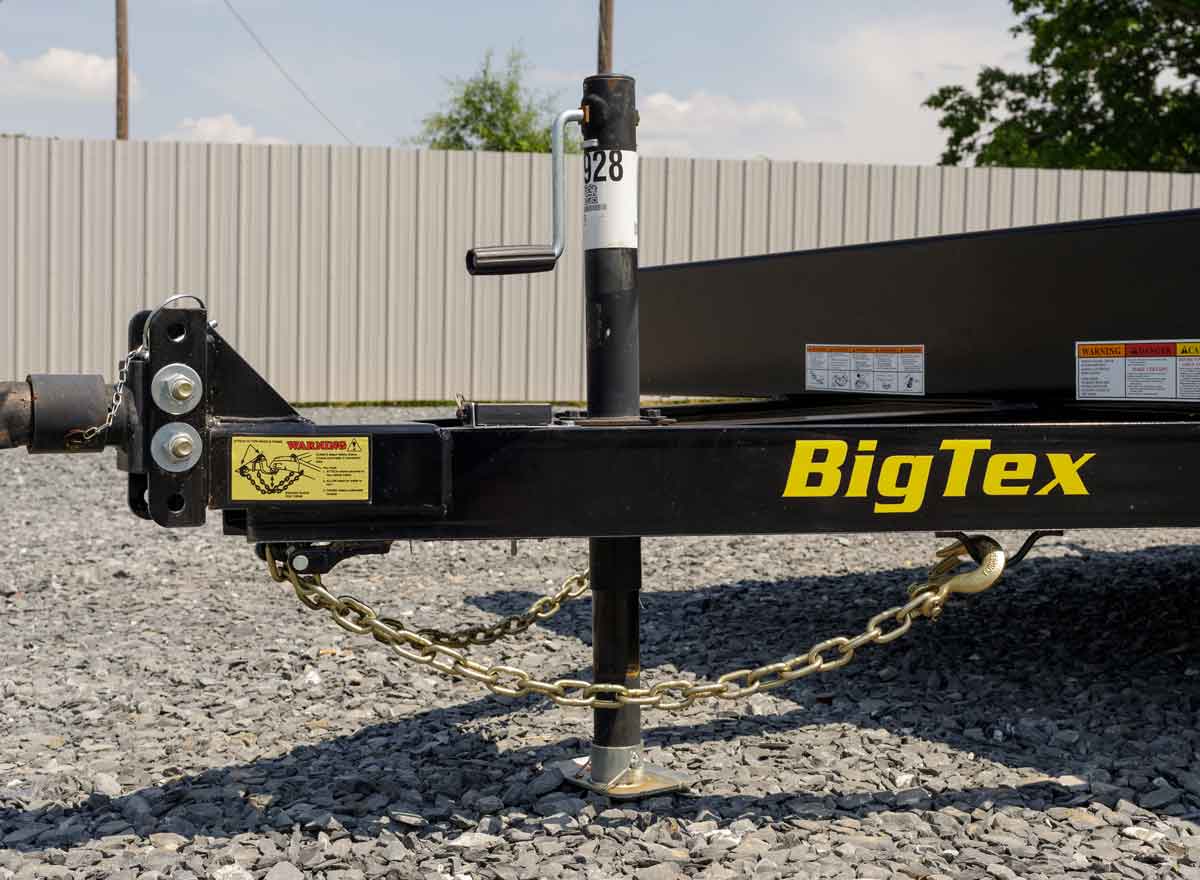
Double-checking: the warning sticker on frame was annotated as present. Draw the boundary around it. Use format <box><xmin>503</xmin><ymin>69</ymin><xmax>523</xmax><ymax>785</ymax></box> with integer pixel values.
<box><xmin>1076</xmin><ymin>340</ymin><xmax>1200</xmax><ymax>401</ymax></box>
<box><xmin>805</xmin><ymin>344</ymin><xmax>925</xmax><ymax>395</ymax></box>
<box><xmin>231</xmin><ymin>436</ymin><xmax>370</xmax><ymax>502</ymax></box>
<box><xmin>583</xmin><ymin>148</ymin><xmax>638</xmax><ymax>250</ymax></box>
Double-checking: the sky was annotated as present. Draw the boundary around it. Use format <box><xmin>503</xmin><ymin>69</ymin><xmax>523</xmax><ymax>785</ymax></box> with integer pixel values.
<box><xmin>0</xmin><ymin>1</ymin><xmax>1030</xmax><ymax>165</ymax></box>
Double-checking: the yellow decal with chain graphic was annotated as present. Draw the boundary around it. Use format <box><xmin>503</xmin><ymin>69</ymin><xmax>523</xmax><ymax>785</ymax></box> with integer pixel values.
<box><xmin>231</xmin><ymin>436</ymin><xmax>370</xmax><ymax>502</ymax></box>
<box><xmin>782</xmin><ymin>439</ymin><xmax>1094</xmax><ymax>514</ymax></box>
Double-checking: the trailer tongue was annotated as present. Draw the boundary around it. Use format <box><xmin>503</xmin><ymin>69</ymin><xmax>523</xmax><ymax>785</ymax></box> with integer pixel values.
<box><xmin>3</xmin><ymin>73</ymin><xmax>1199</xmax><ymax>798</ymax></box>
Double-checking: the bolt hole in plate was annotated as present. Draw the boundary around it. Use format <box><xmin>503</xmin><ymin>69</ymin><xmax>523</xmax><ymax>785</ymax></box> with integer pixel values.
<box><xmin>151</xmin><ymin>363</ymin><xmax>203</xmax><ymax>415</ymax></box>
<box><xmin>166</xmin><ymin>322</ymin><xmax>187</xmax><ymax>343</ymax></box>
<box><xmin>166</xmin><ymin>493</ymin><xmax>187</xmax><ymax>514</ymax></box>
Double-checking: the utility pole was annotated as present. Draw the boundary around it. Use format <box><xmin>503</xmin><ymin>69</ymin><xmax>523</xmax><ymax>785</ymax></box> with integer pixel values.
<box><xmin>597</xmin><ymin>0</ymin><xmax>613</xmax><ymax>74</ymax></box>
<box><xmin>115</xmin><ymin>0</ymin><xmax>129</xmax><ymax>140</ymax></box>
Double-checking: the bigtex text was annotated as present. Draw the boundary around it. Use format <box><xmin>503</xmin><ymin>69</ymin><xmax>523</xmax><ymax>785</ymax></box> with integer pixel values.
<box><xmin>782</xmin><ymin>439</ymin><xmax>1095</xmax><ymax>513</ymax></box>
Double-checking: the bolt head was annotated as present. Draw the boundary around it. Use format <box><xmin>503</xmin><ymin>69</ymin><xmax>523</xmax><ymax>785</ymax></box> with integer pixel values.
<box><xmin>168</xmin><ymin>433</ymin><xmax>194</xmax><ymax>459</ymax></box>
<box><xmin>168</xmin><ymin>376</ymin><xmax>195</xmax><ymax>401</ymax></box>
<box><xmin>292</xmin><ymin>554</ymin><xmax>310</xmax><ymax>572</ymax></box>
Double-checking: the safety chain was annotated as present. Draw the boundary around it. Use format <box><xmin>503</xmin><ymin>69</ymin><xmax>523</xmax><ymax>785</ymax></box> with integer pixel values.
<box><xmin>264</xmin><ymin>537</ymin><xmax>1005</xmax><ymax>712</ymax></box>
<box><xmin>416</xmin><ymin>569</ymin><xmax>591</xmax><ymax>648</ymax></box>
<box><xmin>81</xmin><ymin>343</ymin><xmax>144</xmax><ymax>442</ymax></box>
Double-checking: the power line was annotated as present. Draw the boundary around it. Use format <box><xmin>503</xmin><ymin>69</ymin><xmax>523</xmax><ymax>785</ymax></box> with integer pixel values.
<box><xmin>220</xmin><ymin>0</ymin><xmax>353</xmax><ymax>145</ymax></box>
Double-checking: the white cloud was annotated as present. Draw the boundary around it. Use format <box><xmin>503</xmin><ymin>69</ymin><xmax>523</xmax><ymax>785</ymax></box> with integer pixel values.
<box><xmin>639</xmin><ymin>91</ymin><xmax>807</xmax><ymax>157</ymax></box>
<box><xmin>0</xmin><ymin>48</ymin><xmax>141</xmax><ymax>101</ymax></box>
<box><xmin>820</xmin><ymin>19</ymin><xmax>1029</xmax><ymax>164</ymax></box>
<box><xmin>632</xmin><ymin>18</ymin><xmax>1028</xmax><ymax>164</ymax></box>
<box><xmin>159</xmin><ymin>113</ymin><xmax>286</xmax><ymax>144</ymax></box>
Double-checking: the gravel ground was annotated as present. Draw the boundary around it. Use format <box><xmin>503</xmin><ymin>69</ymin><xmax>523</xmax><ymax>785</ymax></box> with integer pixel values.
<box><xmin>4</xmin><ymin>405</ymin><xmax>1200</xmax><ymax>879</ymax></box>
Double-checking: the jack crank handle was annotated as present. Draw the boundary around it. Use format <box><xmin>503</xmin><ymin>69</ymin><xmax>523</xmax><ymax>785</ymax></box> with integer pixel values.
<box><xmin>466</xmin><ymin>108</ymin><xmax>584</xmax><ymax>276</ymax></box>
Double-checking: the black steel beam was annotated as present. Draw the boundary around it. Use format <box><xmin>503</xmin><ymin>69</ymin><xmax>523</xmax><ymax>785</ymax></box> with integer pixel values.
<box><xmin>214</xmin><ymin>418</ymin><xmax>1200</xmax><ymax>542</ymax></box>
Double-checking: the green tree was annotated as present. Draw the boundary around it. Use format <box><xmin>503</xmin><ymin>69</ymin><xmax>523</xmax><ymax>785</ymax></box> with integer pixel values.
<box><xmin>414</xmin><ymin>48</ymin><xmax>576</xmax><ymax>153</ymax></box>
<box><xmin>924</xmin><ymin>0</ymin><xmax>1200</xmax><ymax>170</ymax></box>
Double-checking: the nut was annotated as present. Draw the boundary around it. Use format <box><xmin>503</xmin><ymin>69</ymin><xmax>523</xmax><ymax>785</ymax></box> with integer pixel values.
<box><xmin>168</xmin><ymin>375</ymin><xmax>195</xmax><ymax>401</ymax></box>
<box><xmin>168</xmin><ymin>433</ymin><xmax>194</xmax><ymax>460</ymax></box>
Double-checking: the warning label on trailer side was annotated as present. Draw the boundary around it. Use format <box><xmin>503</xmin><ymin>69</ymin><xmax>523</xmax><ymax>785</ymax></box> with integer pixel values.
<box><xmin>1076</xmin><ymin>340</ymin><xmax>1200</xmax><ymax>401</ymax></box>
<box><xmin>805</xmin><ymin>344</ymin><xmax>925</xmax><ymax>395</ymax></box>
<box><xmin>231</xmin><ymin>436</ymin><xmax>370</xmax><ymax>502</ymax></box>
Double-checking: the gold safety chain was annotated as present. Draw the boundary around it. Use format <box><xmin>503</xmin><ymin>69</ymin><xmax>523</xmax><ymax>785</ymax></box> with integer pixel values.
<box><xmin>264</xmin><ymin>537</ymin><xmax>1005</xmax><ymax>712</ymax></box>
<box><xmin>415</xmin><ymin>570</ymin><xmax>592</xmax><ymax>648</ymax></box>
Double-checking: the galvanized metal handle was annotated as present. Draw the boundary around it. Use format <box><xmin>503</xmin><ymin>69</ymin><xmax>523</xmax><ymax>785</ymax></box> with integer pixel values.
<box><xmin>466</xmin><ymin>108</ymin><xmax>584</xmax><ymax>276</ymax></box>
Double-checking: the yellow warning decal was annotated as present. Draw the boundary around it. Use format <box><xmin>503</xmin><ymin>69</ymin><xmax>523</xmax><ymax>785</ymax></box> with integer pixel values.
<box><xmin>231</xmin><ymin>436</ymin><xmax>370</xmax><ymax>502</ymax></box>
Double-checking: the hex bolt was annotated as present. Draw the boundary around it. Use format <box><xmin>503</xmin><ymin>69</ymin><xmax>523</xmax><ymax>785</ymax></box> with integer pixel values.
<box><xmin>292</xmin><ymin>554</ymin><xmax>309</xmax><ymax>572</ymax></box>
<box><xmin>168</xmin><ymin>375</ymin><xmax>195</xmax><ymax>402</ymax></box>
<box><xmin>168</xmin><ymin>433</ymin><xmax>194</xmax><ymax>460</ymax></box>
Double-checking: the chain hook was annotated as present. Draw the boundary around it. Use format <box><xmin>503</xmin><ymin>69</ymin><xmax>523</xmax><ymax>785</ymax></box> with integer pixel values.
<box><xmin>909</xmin><ymin>535</ymin><xmax>1006</xmax><ymax>618</ymax></box>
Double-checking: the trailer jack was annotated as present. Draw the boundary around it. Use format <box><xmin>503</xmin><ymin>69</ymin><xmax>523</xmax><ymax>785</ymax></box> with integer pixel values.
<box><xmin>4</xmin><ymin>67</ymin><xmax>1200</xmax><ymax>798</ymax></box>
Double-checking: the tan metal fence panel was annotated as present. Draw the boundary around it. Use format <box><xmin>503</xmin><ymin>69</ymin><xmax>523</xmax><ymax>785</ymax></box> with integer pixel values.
<box><xmin>742</xmin><ymin>161</ymin><xmax>769</xmax><ymax>256</ymax></box>
<box><xmin>1034</xmin><ymin>169</ymin><xmax>1059</xmax><ymax>224</ymax></box>
<box><xmin>867</xmin><ymin>165</ymin><xmax>895</xmax><ymax>241</ymax></box>
<box><xmin>526</xmin><ymin>151</ymin><xmax>556</xmax><ymax>401</ymax></box>
<box><xmin>667</xmin><ymin>157</ymin><xmax>696</xmax><ymax>260</ymax></box>
<box><xmin>4</xmin><ymin>137</ymin><xmax>1198</xmax><ymax>402</ymax></box>
<box><xmin>842</xmin><ymin>164</ymin><xmax>869</xmax><ymax>245</ymax></box>
<box><xmin>0</xmin><ymin>140</ymin><xmax>14</xmax><ymax>381</ymax></box>
<box><xmin>939</xmin><ymin>166</ymin><xmax>966</xmax><ymax>235</ymax></box>
<box><xmin>767</xmin><ymin>161</ymin><xmax>796</xmax><ymax>251</ymax></box>
<box><xmin>441</xmin><ymin>149</ymin><xmax>474</xmax><ymax>401</ymax></box>
<box><xmin>47</xmin><ymin>140</ymin><xmax>80</xmax><ymax>374</ymax></box>
<box><xmin>691</xmin><ymin>159</ymin><xmax>719</xmax><ymax>261</ymax></box>
<box><xmin>1011</xmin><ymin>168</ymin><xmax>1036</xmax><ymax>227</ymax></box>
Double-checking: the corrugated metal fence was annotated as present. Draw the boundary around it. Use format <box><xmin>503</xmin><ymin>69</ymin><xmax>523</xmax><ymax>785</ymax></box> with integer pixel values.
<box><xmin>3</xmin><ymin>137</ymin><xmax>1198</xmax><ymax>402</ymax></box>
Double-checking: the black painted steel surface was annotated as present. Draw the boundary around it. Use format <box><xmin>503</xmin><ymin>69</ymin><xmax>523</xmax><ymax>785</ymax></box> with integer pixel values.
<box><xmin>639</xmin><ymin>209</ymin><xmax>1200</xmax><ymax>399</ymax></box>
<box><xmin>213</xmin><ymin>418</ymin><xmax>1200</xmax><ymax>542</ymax></box>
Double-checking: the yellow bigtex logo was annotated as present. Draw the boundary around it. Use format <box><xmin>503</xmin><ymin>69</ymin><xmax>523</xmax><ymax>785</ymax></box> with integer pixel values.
<box><xmin>782</xmin><ymin>439</ymin><xmax>1095</xmax><ymax>514</ymax></box>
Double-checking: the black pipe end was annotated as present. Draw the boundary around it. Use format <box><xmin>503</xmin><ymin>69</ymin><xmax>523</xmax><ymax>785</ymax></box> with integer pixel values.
<box><xmin>27</xmin><ymin>374</ymin><xmax>110</xmax><ymax>453</ymax></box>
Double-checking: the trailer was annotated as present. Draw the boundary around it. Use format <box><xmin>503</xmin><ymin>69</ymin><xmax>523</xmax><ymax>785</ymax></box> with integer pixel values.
<box><xmin>3</xmin><ymin>71</ymin><xmax>1199</xmax><ymax>799</ymax></box>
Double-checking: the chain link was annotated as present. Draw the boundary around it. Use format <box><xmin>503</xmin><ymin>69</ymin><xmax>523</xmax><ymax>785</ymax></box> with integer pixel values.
<box><xmin>265</xmin><ymin>538</ymin><xmax>1005</xmax><ymax>712</ymax></box>
<box><xmin>81</xmin><ymin>344</ymin><xmax>145</xmax><ymax>442</ymax></box>
<box><xmin>416</xmin><ymin>570</ymin><xmax>592</xmax><ymax>647</ymax></box>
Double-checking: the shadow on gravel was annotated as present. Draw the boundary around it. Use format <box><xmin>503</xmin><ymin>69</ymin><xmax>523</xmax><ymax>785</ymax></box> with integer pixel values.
<box><xmin>5</xmin><ymin>542</ymin><xmax>1200</xmax><ymax>852</ymax></box>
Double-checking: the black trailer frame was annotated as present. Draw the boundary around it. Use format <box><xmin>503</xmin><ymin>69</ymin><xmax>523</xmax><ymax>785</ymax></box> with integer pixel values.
<box><xmin>4</xmin><ymin>68</ymin><xmax>1200</xmax><ymax>798</ymax></box>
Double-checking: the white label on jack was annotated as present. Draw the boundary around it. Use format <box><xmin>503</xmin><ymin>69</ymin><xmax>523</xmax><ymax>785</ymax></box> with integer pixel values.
<box><xmin>583</xmin><ymin>148</ymin><xmax>638</xmax><ymax>250</ymax></box>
